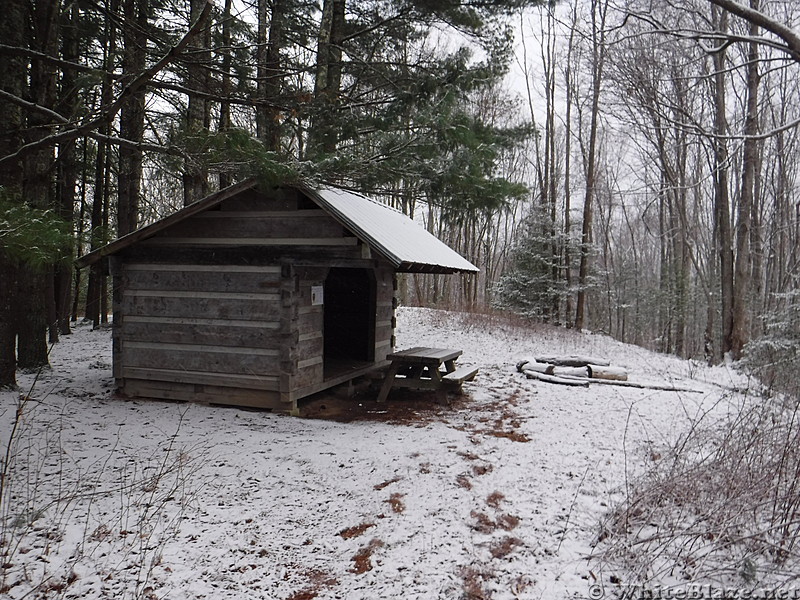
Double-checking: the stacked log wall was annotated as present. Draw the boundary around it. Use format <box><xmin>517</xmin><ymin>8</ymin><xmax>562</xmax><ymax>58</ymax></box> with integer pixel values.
<box><xmin>112</xmin><ymin>187</ymin><xmax>395</xmax><ymax>412</ymax></box>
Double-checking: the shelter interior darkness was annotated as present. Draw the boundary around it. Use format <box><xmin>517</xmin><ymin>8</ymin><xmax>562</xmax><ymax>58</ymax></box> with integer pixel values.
<box><xmin>323</xmin><ymin>268</ymin><xmax>376</xmax><ymax>377</ymax></box>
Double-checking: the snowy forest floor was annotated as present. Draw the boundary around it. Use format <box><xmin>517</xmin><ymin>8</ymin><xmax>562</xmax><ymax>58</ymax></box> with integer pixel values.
<box><xmin>0</xmin><ymin>307</ymin><xmax>750</xmax><ymax>600</ymax></box>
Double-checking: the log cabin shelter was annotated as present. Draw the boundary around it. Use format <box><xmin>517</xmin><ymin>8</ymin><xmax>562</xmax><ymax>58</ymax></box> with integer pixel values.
<box><xmin>76</xmin><ymin>179</ymin><xmax>478</xmax><ymax>415</ymax></box>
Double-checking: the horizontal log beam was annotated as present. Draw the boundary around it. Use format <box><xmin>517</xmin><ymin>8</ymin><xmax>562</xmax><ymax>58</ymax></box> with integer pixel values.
<box><xmin>143</xmin><ymin>237</ymin><xmax>359</xmax><ymax>246</ymax></box>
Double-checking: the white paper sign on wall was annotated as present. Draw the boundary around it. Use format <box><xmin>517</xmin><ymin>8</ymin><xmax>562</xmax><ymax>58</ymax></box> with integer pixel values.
<box><xmin>311</xmin><ymin>285</ymin><xmax>324</xmax><ymax>306</ymax></box>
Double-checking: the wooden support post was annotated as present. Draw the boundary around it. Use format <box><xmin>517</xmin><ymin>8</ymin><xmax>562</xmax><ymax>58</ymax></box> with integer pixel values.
<box><xmin>377</xmin><ymin>362</ymin><xmax>401</xmax><ymax>403</ymax></box>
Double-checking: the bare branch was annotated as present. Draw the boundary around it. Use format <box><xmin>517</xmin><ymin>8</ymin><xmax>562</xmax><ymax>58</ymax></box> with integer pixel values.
<box><xmin>0</xmin><ymin>0</ymin><xmax>213</xmax><ymax>168</ymax></box>
<box><xmin>706</xmin><ymin>0</ymin><xmax>800</xmax><ymax>62</ymax></box>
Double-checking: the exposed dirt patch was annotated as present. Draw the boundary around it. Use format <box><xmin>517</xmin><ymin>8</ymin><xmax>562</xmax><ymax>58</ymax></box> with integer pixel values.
<box><xmin>456</xmin><ymin>473</ymin><xmax>473</xmax><ymax>490</ymax></box>
<box><xmin>298</xmin><ymin>387</ymin><xmax>472</xmax><ymax>425</ymax></box>
<box><xmin>485</xmin><ymin>430</ymin><xmax>531</xmax><ymax>443</ymax></box>
<box><xmin>284</xmin><ymin>569</ymin><xmax>338</xmax><ymax>600</ymax></box>
<box><xmin>459</xmin><ymin>391</ymin><xmax>531</xmax><ymax>443</ymax></box>
<box><xmin>373</xmin><ymin>476</ymin><xmax>402</xmax><ymax>491</ymax></box>
<box><xmin>385</xmin><ymin>492</ymin><xmax>405</xmax><ymax>513</ymax></box>
<box><xmin>350</xmin><ymin>538</ymin><xmax>384</xmax><ymax>574</ymax></box>
<box><xmin>472</xmin><ymin>463</ymin><xmax>494</xmax><ymax>476</ymax></box>
<box><xmin>339</xmin><ymin>522</ymin><xmax>375</xmax><ymax>540</ymax></box>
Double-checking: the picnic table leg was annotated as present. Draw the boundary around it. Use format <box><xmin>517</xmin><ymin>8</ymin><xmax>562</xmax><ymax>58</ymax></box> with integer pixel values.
<box><xmin>443</xmin><ymin>359</ymin><xmax>457</xmax><ymax>374</ymax></box>
<box><xmin>377</xmin><ymin>362</ymin><xmax>401</xmax><ymax>403</ymax></box>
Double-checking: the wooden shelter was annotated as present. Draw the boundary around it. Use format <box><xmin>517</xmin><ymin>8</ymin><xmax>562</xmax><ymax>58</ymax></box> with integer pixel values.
<box><xmin>77</xmin><ymin>180</ymin><xmax>478</xmax><ymax>414</ymax></box>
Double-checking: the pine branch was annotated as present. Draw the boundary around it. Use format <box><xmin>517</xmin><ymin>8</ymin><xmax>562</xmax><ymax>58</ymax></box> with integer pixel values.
<box><xmin>0</xmin><ymin>0</ymin><xmax>213</xmax><ymax>168</ymax></box>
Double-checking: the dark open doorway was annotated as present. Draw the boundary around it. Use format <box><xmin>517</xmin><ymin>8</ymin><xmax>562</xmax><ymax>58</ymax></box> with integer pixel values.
<box><xmin>323</xmin><ymin>268</ymin><xmax>376</xmax><ymax>377</ymax></box>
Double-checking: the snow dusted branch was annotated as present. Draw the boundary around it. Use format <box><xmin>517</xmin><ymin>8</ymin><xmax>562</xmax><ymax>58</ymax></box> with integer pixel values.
<box><xmin>706</xmin><ymin>0</ymin><xmax>800</xmax><ymax>62</ymax></box>
<box><xmin>623</xmin><ymin>5</ymin><xmax>800</xmax><ymax>60</ymax></box>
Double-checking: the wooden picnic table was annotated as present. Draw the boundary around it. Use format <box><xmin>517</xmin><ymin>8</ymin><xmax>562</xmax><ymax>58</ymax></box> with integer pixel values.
<box><xmin>376</xmin><ymin>347</ymin><xmax>478</xmax><ymax>402</ymax></box>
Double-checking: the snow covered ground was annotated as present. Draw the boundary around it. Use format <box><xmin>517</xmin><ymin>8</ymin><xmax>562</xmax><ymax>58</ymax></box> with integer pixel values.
<box><xmin>0</xmin><ymin>307</ymin><xmax>747</xmax><ymax>599</ymax></box>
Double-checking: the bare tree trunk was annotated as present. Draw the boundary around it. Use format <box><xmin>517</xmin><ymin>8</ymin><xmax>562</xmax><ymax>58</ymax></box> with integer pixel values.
<box><xmin>85</xmin><ymin>140</ymin><xmax>108</xmax><ymax>327</ymax></box>
<box><xmin>54</xmin><ymin>0</ymin><xmax>81</xmax><ymax>338</ymax></box>
<box><xmin>218</xmin><ymin>0</ymin><xmax>233</xmax><ymax>189</ymax></box>
<box><xmin>711</xmin><ymin>6</ymin><xmax>735</xmax><ymax>360</ymax></box>
<box><xmin>118</xmin><ymin>0</ymin><xmax>146</xmax><ymax>230</ymax></box>
<box><xmin>71</xmin><ymin>138</ymin><xmax>89</xmax><ymax>323</ymax></box>
<box><xmin>18</xmin><ymin>0</ymin><xmax>60</xmax><ymax>370</ymax></box>
<box><xmin>0</xmin><ymin>0</ymin><xmax>26</xmax><ymax>387</ymax></box>
<box><xmin>562</xmin><ymin>1</ymin><xmax>578</xmax><ymax>328</ymax></box>
<box><xmin>575</xmin><ymin>0</ymin><xmax>607</xmax><ymax>331</ymax></box>
<box><xmin>730</xmin><ymin>1</ymin><xmax>760</xmax><ymax>359</ymax></box>
<box><xmin>257</xmin><ymin>0</ymin><xmax>286</xmax><ymax>151</ymax></box>
<box><xmin>85</xmin><ymin>3</ymin><xmax>117</xmax><ymax>327</ymax></box>
<box><xmin>183</xmin><ymin>0</ymin><xmax>211</xmax><ymax>205</ymax></box>
<box><xmin>309</xmin><ymin>0</ymin><xmax>346</xmax><ymax>155</ymax></box>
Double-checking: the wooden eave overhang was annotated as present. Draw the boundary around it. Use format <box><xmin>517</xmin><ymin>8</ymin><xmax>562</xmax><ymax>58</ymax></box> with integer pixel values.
<box><xmin>76</xmin><ymin>180</ymin><xmax>479</xmax><ymax>276</ymax></box>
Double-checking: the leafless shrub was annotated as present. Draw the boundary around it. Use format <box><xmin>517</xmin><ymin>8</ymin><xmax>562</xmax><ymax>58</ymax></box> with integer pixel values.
<box><xmin>596</xmin><ymin>387</ymin><xmax>800</xmax><ymax>588</ymax></box>
<box><xmin>490</xmin><ymin>536</ymin><xmax>523</xmax><ymax>559</ymax></box>
<box><xmin>0</xmin><ymin>385</ymin><xmax>207</xmax><ymax>599</ymax></box>
<box><xmin>420</xmin><ymin>305</ymin><xmax>549</xmax><ymax>338</ymax></box>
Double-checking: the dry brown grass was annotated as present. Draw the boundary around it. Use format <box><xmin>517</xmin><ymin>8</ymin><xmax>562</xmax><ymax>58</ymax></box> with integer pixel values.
<box><xmin>470</xmin><ymin>510</ymin><xmax>520</xmax><ymax>534</ymax></box>
<box><xmin>456</xmin><ymin>473</ymin><xmax>473</xmax><ymax>490</ymax></box>
<box><xmin>460</xmin><ymin>564</ymin><xmax>494</xmax><ymax>599</ymax></box>
<box><xmin>470</xmin><ymin>511</ymin><xmax>497</xmax><ymax>535</ymax></box>
<box><xmin>489</xmin><ymin>536</ymin><xmax>523</xmax><ymax>559</ymax></box>
<box><xmin>496</xmin><ymin>513</ymin><xmax>520</xmax><ymax>531</ymax></box>
<box><xmin>486</xmin><ymin>491</ymin><xmax>505</xmax><ymax>509</ymax></box>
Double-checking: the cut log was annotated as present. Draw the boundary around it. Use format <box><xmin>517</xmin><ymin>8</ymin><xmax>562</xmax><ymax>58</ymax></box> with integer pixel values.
<box><xmin>590</xmin><ymin>378</ymin><xmax>702</xmax><ymax>393</ymax></box>
<box><xmin>523</xmin><ymin>369</ymin><xmax>590</xmax><ymax>387</ymax></box>
<box><xmin>587</xmin><ymin>365</ymin><xmax>628</xmax><ymax>381</ymax></box>
<box><xmin>535</xmin><ymin>355</ymin><xmax>611</xmax><ymax>367</ymax></box>
<box><xmin>552</xmin><ymin>366</ymin><xmax>590</xmax><ymax>378</ymax></box>
<box><xmin>520</xmin><ymin>360</ymin><xmax>553</xmax><ymax>375</ymax></box>
<box><xmin>515</xmin><ymin>357</ymin><xmax>537</xmax><ymax>372</ymax></box>
<box><xmin>552</xmin><ymin>374</ymin><xmax>702</xmax><ymax>393</ymax></box>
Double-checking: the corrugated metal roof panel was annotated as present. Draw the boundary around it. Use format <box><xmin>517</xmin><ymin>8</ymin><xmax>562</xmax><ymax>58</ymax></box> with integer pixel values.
<box><xmin>306</xmin><ymin>186</ymin><xmax>479</xmax><ymax>274</ymax></box>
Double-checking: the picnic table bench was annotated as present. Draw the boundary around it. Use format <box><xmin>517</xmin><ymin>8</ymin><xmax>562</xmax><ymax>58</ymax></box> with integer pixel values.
<box><xmin>376</xmin><ymin>347</ymin><xmax>478</xmax><ymax>402</ymax></box>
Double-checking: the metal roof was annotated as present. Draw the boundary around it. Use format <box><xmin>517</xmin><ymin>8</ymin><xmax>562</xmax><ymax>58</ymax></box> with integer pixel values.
<box><xmin>303</xmin><ymin>186</ymin><xmax>478</xmax><ymax>274</ymax></box>
<box><xmin>76</xmin><ymin>180</ymin><xmax>479</xmax><ymax>274</ymax></box>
